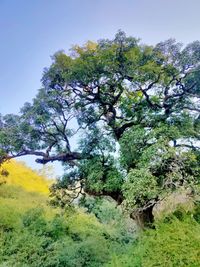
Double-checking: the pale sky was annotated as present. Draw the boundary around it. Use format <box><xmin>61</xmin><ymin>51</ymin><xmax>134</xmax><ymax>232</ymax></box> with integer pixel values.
<box><xmin>0</xmin><ymin>0</ymin><xmax>199</xmax><ymax>174</ymax></box>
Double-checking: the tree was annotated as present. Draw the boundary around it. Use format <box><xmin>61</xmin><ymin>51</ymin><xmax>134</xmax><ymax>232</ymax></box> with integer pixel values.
<box><xmin>0</xmin><ymin>31</ymin><xmax>200</xmax><ymax>226</ymax></box>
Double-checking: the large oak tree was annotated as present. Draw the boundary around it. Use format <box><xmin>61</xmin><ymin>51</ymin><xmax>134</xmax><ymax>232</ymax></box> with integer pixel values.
<box><xmin>0</xmin><ymin>31</ymin><xmax>200</xmax><ymax>225</ymax></box>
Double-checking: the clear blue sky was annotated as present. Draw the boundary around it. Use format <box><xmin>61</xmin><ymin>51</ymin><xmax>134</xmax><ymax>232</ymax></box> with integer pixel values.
<box><xmin>0</xmin><ymin>0</ymin><xmax>199</xmax><ymax>174</ymax></box>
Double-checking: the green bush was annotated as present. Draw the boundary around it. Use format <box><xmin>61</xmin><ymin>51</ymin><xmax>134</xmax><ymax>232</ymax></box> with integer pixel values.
<box><xmin>193</xmin><ymin>202</ymin><xmax>200</xmax><ymax>223</ymax></box>
<box><xmin>0</xmin><ymin>205</ymin><xmax>20</xmax><ymax>231</ymax></box>
<box><xmin>22</xmin><ymin>208</ymin><xmax>47</xmax><ymax>236</ymax></box>
<box><xmin>108</xmin><ymin>212</ymin><xmax>200</xmax><ymax>267</ymax></box>
<box><xmin>0</xmin><ymin>202</ymin><xmax>128</xmax><ymax>267</ymax></box>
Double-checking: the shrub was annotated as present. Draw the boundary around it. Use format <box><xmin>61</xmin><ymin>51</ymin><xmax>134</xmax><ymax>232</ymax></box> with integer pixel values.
<box><xmin>108</xmin><ymin>211</ymin><xmax>200</xmax><ymax>267</ymax></box>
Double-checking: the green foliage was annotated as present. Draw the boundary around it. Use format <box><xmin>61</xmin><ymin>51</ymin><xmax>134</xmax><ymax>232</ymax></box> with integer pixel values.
<box><xmin>81</xmin><ymin>156</ymin><xmax>123</xmax><ymax>194</ymax></box>
<box><xmin>193</xmin><ymin>201</ymin><xmax>200</xmax><ymax>223</ymax></box>
<box><xmin>120</xmin><ymin>126</ymin><xmax>151</xmax><ymax>169</ymax></box>
<box><xmin>0</xmin><ymin>184</ymin><xmax>133</xmax><ymax>267</ymax></box>
<box><xmin>0</xmin><ymin>205</ymin><xmax>20</xmax><ymax>231</ymax></box>
<box><xmin>79</xmin><ymin>196</ymin><xmax>136</xmax><ymax>245</ymax></box>
<box><xmin>107</xmin><ymin>210</ymin><xmax>200</xmax><ymax>267</ymax></box>
<box><xmin>22</xmin><ymin>208</ymin><xmax>47</xmax><ymax>235</ymax></box>
<box><xmin>0</xmin><ymin>165</ymin><xmax>200</xmax><ymax>266</ymax></box>
<box><xmin>123</xmin><ymin>169</ymin><xmax>158</xmax><ymax>208</ymax></box>
<box><xmin>120</xmin><ymin>122</ymin><xmax>200</xmax><ymax>221</ymax></box>
<box><xmin>0</xmin><ymin>207</ymin><xmax>105</xmax><ymax>267</ymax></box>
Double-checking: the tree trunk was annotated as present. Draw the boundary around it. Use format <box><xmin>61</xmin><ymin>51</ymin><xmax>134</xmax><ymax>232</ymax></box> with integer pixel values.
<box><xmin>130</xmin><ymin>205</ymin><xmax>155</xmax><ymax>228</ymax></box>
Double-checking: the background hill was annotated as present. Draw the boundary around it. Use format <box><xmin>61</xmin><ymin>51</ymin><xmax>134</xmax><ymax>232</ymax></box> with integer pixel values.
<box><xmin>0</xmin><ymin>160</ymin><xmax>52</xmax><ymax>194</ymax></box>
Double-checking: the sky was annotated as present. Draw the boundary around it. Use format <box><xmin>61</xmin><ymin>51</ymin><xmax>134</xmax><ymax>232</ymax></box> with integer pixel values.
<box><xmin>0</xmin><ymin>0</ymin><xmax>200</xmax><ymax>175</ymax></box>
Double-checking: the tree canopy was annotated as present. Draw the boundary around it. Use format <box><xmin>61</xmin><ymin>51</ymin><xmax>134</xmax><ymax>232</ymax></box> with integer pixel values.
<box><xmin>0</xmin><ymin>31</ymin><xmax>200</xmax><ymax>225</ymax></box>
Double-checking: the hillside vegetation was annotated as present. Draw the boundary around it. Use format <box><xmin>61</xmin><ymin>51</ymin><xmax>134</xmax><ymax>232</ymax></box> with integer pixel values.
<box><xmin>108</xmin><ymin>210</ymin><xmax>200</xmax><ymax>266</ymax></box>
<box><xmin>0</xmin><ymin>161</ymin><xmax>200</xmax><ymax>266</ymax></box>
<box><xmin>0</xmin><ymin>161</ymin><xmax>134</xmax><ymax>267</ymax></box>
<box><xmin>0</xmin><ymin>160</ymin><xmax>51</xmax><ymax>194</ymax></box>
